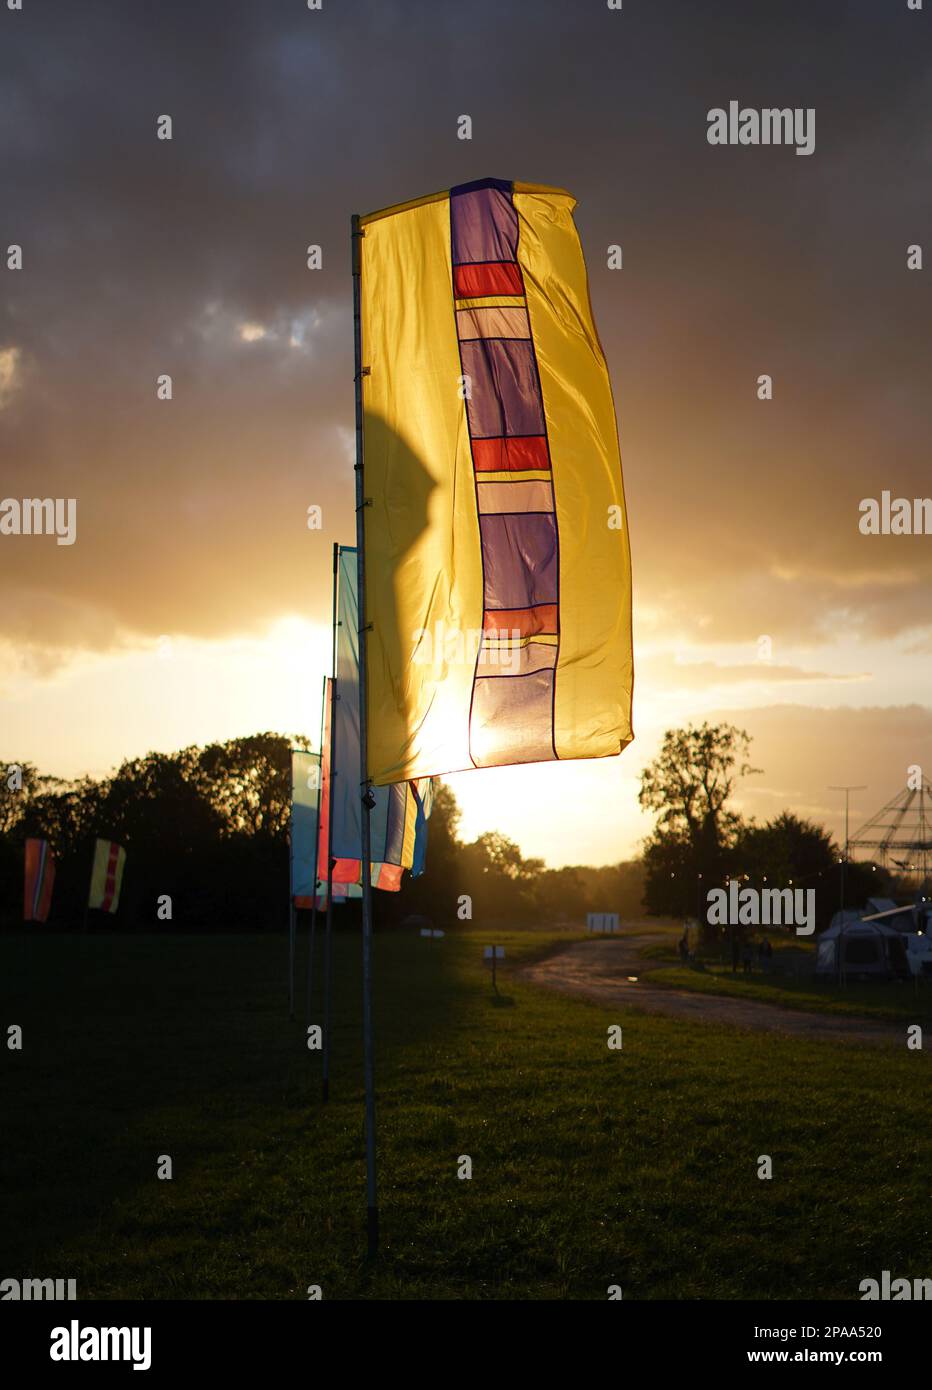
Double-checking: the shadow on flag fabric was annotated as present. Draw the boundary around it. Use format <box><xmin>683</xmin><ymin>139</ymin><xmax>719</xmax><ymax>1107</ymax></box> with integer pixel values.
<box><xmin>88</xmin><ymin>838</ymin><xmax>126</xmax><ymax>913</ymax></box>
<box><xmin>330</xmin><ymin>545</ymin><xmax>434</xmax><ymax>891</ymax></box>
<box><xmin>359</xmin><ymin>178</ymin><xmax>633</xmax><ymax>785</ymax></box>
<box><xmin>24</xmin><ymin>838</ymin><xmax>55</xmax><ymax>922</ymax></box>
<box><xmin>290</xmin><ymin>749</ymin><xmax>321</xmax><ymax>909</ymax></box>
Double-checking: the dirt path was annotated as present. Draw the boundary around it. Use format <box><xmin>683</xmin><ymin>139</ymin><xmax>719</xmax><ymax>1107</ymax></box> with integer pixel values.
<box><xmin>520</xmin><ymin>934</ymin><xmax>916</xmax><ymax>1048</ymax></box>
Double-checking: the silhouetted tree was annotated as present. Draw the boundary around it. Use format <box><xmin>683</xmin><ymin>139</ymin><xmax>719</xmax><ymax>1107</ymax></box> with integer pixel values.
<box><xmin>0</xmin><ymin>760</ymin><xmax>40</xmax><ymax>835</ymax></box>
<box><xmin>639</xmin><ymin>722</ymin><xmax>759</xmax><ymax>921</ymax></box>
<box><xmin>194</xmin><ymin>733</ymin><xmax>307</xmax><ymax>838</ymax></box>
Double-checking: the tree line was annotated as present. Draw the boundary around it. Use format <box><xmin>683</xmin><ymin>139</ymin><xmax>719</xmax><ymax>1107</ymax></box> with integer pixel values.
<box><xmin>3</xmin><ymin>721</ymin><xmax>889</xmax><ymax>933</ymax></box>
<box><xmin>0</xmin><ymin>735</ymin><xmax>643</xmax><ymax>931</ymax></box>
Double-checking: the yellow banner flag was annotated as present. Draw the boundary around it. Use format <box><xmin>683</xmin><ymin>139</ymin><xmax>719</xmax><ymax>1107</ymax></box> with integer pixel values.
<box><xmin>360</xmin><ymin>178</ymin><xmax>633</xmax><ymax>785</ymax></box>
<box><xmin>88</xmin><ymin>837</ymin><xmax>127</xmax><ymax>913</ymax></box>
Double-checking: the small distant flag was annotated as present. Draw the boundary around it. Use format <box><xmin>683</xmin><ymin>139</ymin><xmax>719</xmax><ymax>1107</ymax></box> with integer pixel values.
<box><xmin>319</xmin><ymin>675</ymin><xmax>364</xmax><ymax>886</ymax></box>
<box><xmin>290</xmin><ymin>748</ymin><xmax>321</xmax><ymax>909</ymax></box>
<box><xmin>88</xmin><ymin>838</ymin><xmax>127</xmax><ymax>913</ymax></box>
<box><xmin>24</xmin><ymin>838</ymin><xmax>55</xmax><ymax>922</ymax></box>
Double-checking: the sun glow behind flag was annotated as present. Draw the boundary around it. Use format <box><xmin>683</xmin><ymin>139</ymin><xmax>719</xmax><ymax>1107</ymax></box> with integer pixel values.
<box><xmin>359</xmin><ymin>178</ymin><xmax>633</xmax><ymax>785</ymax></box>
<box><xmin>88</xmin><ymin>837</ymin><xmax>126</xmax><ymax>913</ymax></box>
<box><xmin>23</xmin><ymin>837</ymin><xmax>55</xmax><ymax>922</ymax></box>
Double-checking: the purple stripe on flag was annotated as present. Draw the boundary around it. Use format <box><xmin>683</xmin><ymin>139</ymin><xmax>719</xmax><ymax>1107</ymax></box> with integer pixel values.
<box><xmin>470</xmin><ymin>669</ymin><xmax>557</xmax><ymax>766</ymax></box>
<box><xmin>480</xmin><ymin>512</ymin><xmax>557</xmax><ymax>611</ymax></box>
<box><xmin>451</xmin><ymin>183</ymin><xmax>518</xmax><ymax>266</ymax></box>
<box><xmin>460</xmin><ymin>338</ymin><xmax>546</xmax><ymax>440</ymax></box>
<box><xmin>448</xmin><ymin>178</ymin><xmax>561</xmax><ymax>768</ymax></box>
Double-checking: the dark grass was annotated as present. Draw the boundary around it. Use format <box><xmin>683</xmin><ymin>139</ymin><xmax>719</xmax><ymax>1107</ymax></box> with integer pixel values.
<box><xmin>1</xmin><ymin>927</ymin><xmax>930</xmax><ymax>1300</ymax></box>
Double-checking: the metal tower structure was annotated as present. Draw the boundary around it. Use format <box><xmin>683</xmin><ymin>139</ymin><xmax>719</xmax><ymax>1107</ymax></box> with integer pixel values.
<box><xmin>848</xmin><ymin>779</ymin><xmax>932</xmax><ymax>883</ymax></box>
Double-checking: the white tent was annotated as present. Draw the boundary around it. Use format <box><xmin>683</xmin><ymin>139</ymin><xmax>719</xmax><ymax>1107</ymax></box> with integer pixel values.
<box><xmin>815</xmin><ymin>914</ymin><xmax>909</xmax><ymax>980</ymax></box>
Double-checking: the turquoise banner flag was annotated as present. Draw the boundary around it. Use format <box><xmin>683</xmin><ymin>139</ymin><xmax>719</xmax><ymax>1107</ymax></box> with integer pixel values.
<box><xmin>290</xmin><ymin>749</ymin><xmax>321</xmax><ymax>904</ymax></box>
<box><xmin>331</xmin><ymin>545</ymin><xmax>428</xmax><ymax>888</ymax></box>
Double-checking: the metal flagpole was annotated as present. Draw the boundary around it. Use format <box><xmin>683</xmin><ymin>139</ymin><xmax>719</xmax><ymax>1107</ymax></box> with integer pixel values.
<box><xmin>322</xmin><ymin>543</ymin><xmax>339</xmax><ymax>1103</ymax></box>
<box><xmin>351</xmin><ymin>212</ymin><xmax>379</xmax><ymax>1256</ymax></box>
<box><xmin>305</xmin><ymin>675</ymin><xmax>327</xmax><ymax>1029</ymax></box>
<box><xmin>829</xmin><ymin>784</ymin><xmax>866</xmax><ymax>915</ymax></box>
<box><xmin>288</xmin><ymin>901</ymin><xmax>296</xmax><ymax>1017</ymax></box>
<box><xmin>288</xmin><ymin>782</ymin><xmax>296</xmax><ymax>1018</ymax></box>
<box><xmin>322</xmin><ymin>690</ymin><xmax>336</xmax><ymax>1097</ymax></box>
<box><xmin>829</xmin><ymin>784</ymin><xmax>866</xmax><ymax>987</ymax></box>
<box><xmin>304</xmin><ymin>881</ymin><xmax>318</xmax><ymax>1026</ymax></box>
<box><xmin>82</xmin><ymin>837</ymin><xmax>94</xmax><ymax>933</ymax></box>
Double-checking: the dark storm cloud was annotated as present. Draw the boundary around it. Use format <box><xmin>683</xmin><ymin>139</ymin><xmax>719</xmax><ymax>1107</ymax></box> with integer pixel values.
<box><xmin>1</xmin><ymin>0</ymin><xmax>930</xmax><ymax>662</ymax></box>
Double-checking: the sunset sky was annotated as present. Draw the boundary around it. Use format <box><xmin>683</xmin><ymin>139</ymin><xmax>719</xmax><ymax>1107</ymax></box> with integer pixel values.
<box><xmin>2</xmin><ymin>0</ymin><xmax>930</xmax><ymax>866</ymax></box>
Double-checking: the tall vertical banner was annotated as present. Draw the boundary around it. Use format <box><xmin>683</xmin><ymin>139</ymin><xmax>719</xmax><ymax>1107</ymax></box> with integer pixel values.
<box><xmin>88</xmin><ymin>838</ymin><xmax>126</xmax><ymax>913</ymax></box>
<box><xmin>24</xmin><ymin>838</ymin><xmax>55</xmax><ymax>922</ymax></box>
<box><xmin>318</xmin><ymin>674</ymin><xmax>363</xmax><ymax>886</ymax></box>
<box><xmin>291</xmin><ymin>750</ymin><xmax>321</xmax><ymax>909</ymax></box>
<box><xmin>359</xmin><ymin>178</ymin><xmax>633</xmax><ymax>784</ymax></box>
<box><xmin>330</xmin><ymin>544</ymin><xmax>432</xmax><ymax>890</ymax></box>
<box><xmin>331</xmin><ymin>545</ymin><xmax>363</xmax><ymax>872</ymax></box>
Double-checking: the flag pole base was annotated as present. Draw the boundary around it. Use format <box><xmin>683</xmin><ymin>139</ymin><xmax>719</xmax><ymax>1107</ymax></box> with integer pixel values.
<box><xmin>367</xmin><ymin>1205</ymin><xmax>379</xmax><ymax>1258</ymax></box>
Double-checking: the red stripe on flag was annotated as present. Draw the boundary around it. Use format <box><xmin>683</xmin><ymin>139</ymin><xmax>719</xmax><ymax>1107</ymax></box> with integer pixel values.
<box><xmin>454</xmin><ymin>262</ymin><xmax>524</xmax><ymax>297</ymax></box>
<box><xmin>101</xmin><ymin>841</ymin><xmax>120</xmax><ymax>913</ymax></box>
<box><xmin>471</xmin><ymin>435</ymin><xmax>550</xmax><ymax>472</ymax></box>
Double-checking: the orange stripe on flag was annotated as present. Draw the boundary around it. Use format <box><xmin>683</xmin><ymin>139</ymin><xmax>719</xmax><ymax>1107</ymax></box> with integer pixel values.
<box><xmin>483</xmin><ymin>604</ymin><xmax>558</xmax><ymax>638</ymax></box>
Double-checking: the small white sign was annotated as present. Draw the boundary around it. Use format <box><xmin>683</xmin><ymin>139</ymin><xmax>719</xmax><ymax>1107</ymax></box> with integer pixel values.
<box><xmin>419</xmin><ymin>927</ymin><xmax>431</xmax><ymax>937</ymax></box>
<box><xmin>432</xmin><ymin>929</ymin><xmax>445</xmax><ymax>938</ymax></box>
<box><xmin>483</xmin><ymin>946</ymin><xmax>505</xmax><ymax>961</ymax></box>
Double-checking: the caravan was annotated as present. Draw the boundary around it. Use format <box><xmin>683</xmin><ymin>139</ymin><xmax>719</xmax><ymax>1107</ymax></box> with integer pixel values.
<box><xmin>815</xmin><ymin>896</ymin><xmax>928</xmax><ymax>981</ymax></box>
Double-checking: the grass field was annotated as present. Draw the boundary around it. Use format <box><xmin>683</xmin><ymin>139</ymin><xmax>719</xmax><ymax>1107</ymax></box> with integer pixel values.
<box><xmin>2</xmin><ymin>925</ymin><xmax>930</xmax><ymax>1300</ymax></box>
